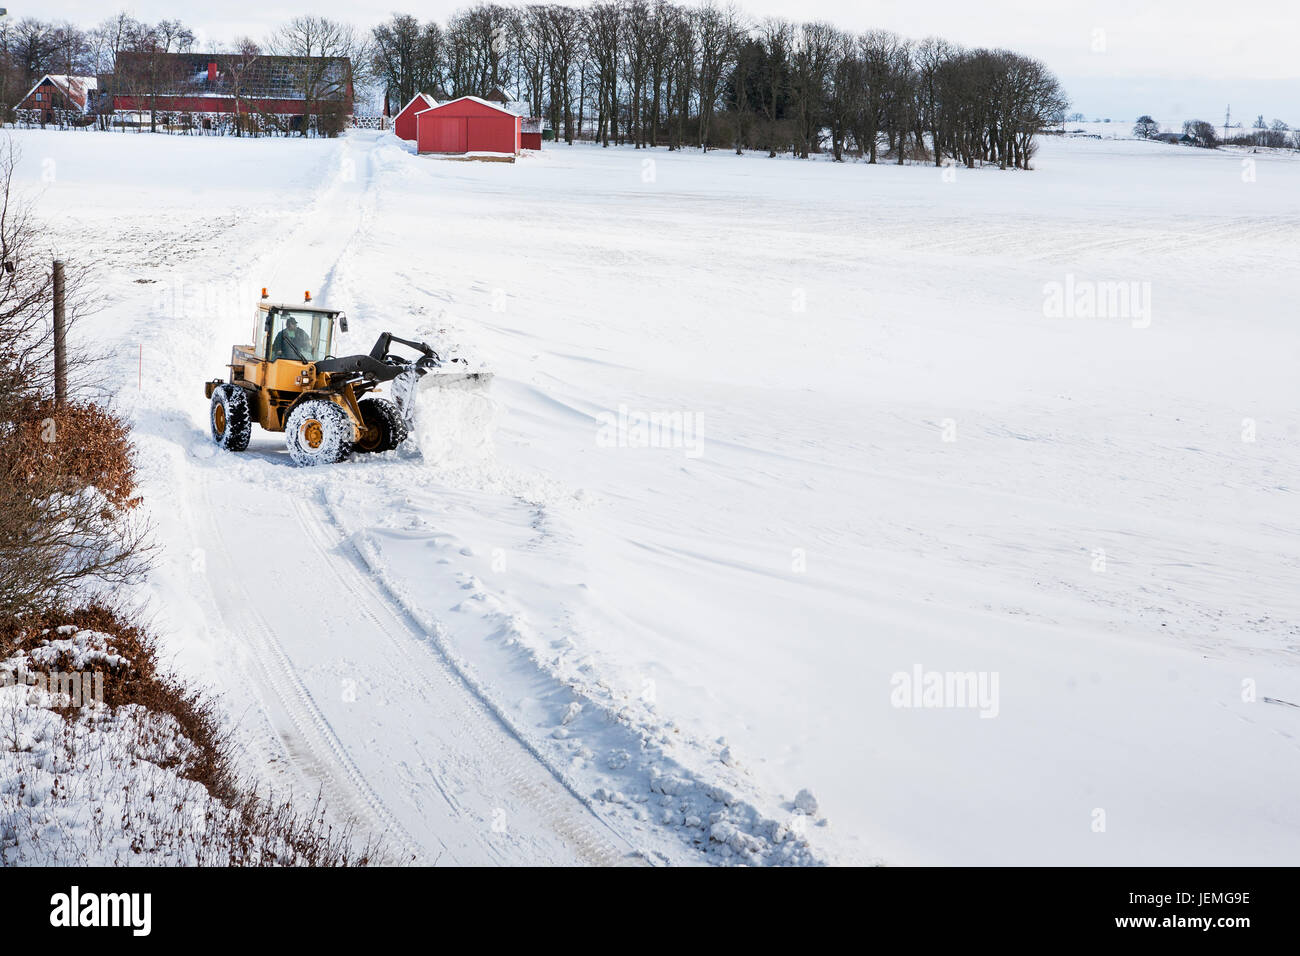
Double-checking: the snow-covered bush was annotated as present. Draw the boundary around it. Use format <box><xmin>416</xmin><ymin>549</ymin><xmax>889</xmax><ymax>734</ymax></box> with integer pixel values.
<box><xmin>0</xmin><ymin>606</ymin><xmax>380</xmax><ymax>866</ymax></box>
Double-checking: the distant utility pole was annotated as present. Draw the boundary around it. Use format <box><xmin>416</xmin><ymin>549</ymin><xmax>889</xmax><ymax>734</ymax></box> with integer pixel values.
<box><xmin>1224</xmin><ymin>105</ymin><xmax>1231</xmax><ymax>142</ymax></box>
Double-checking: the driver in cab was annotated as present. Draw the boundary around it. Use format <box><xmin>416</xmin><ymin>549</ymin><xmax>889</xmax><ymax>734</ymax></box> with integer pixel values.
<box><xmin>272</xmin><ymin>316</ymin><xmax>312</xmax><ymax>361</ymax></box>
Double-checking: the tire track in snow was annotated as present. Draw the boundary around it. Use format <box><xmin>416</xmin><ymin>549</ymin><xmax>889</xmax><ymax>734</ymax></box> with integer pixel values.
<box><xmin>197</xmin><ymin>477</ymin><xmax>425</xmax><ymax>863</ymax></box>
<box><xmin>287</xmin><ymin>491</ymin><xmax>638</xmax><ymax>867</ymax></box>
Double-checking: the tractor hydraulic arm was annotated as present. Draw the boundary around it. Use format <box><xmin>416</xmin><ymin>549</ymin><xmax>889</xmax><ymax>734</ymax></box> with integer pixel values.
<box><xmin>314</xmin><ymin>332</ymin><xmax>461</xmax><ymax>384</ymax></box>
<box><xmin>368</xmin><ymin>332</ymin><xmax>441</xmax><ymax>367</ymax></box>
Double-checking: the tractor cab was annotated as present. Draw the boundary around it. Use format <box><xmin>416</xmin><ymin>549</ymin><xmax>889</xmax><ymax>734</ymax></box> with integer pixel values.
<box><xmin>254</xmin><ymin>300</ymin><xmax>347</xmax><ymax>364</ymax></box>
<box><xmin>222</xmin><ymin>297</ymin><xmax>351</xmax><ymax>417</ymax></box>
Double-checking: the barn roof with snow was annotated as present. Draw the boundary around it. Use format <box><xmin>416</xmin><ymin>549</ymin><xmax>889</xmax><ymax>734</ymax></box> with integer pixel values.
<box><xmin>433</xmin><ymin>95</ymin><xmax>519</xmax><ymax>116</ymax></box>
<box><xmin>400</xmin><ymin>92</ymin><xmax>437</xmax><ymax>114</ymax></box>
<box><xmin>484</xmin><ymin>87</ymin><xmax>530</xmax><ymax>117</ymax></box>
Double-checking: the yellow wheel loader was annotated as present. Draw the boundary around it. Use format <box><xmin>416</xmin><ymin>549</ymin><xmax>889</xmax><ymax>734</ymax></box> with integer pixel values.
<box><xmin>205</xmin><ymin>293</ymin><xmax>488</xmax><ymax>466</ymax></box>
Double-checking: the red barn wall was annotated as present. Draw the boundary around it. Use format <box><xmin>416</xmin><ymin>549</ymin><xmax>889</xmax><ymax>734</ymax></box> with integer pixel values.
<box><xmin>420</xmin><ymin>116</ymin><xmax>467</xmax><ymax>153</ymax></box>
<box><xmin>468</xmin><ymin>116</ymin><xmax>515</xmax><ymax>154</ymax></box>
<box><xmin>416</xmin><ymin>99</ymin><xmax>520</xmax><ymax>155</ymax></box>
<box><xmin>394</xmin><ymin>99</ymin><xmax>429</xmax><ymax>141</ymax></box>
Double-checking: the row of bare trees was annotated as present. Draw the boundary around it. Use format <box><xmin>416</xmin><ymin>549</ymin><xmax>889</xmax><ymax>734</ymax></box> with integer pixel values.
<box><xmin>370</xmin><ymin>2</ymin><xmax>1068</xmax><ymax>166</ymax></box>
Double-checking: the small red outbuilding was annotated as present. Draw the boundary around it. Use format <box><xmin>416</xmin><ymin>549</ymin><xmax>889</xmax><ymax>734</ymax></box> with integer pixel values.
<box><xmin>521</xmin><ymin>118</ymin><xmax>542</xmax><ymax>151</ymax></box>
<box><xmin>416</xmin><ymin>96</ymin><xmax>521</xmax><ymax>157</ymax></box>
<box><xmin>394</xmin><ymin>92</ymin><xmax>437</xmax><ymax>142</ymax></box>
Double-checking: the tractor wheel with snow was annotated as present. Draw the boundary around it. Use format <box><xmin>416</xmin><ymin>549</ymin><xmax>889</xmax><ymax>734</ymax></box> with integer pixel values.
<box><xmin>285</xmin><ymin>399</ymin><xmax>354</xmax><ymax>466</ymax></box>
<box><xmin>353</xmin><ymin>398</ymin><xmax>408</xmax><ymax>454</ymax></box>
<box><xmin>210</xmin><ymin>384</ymin><xmax>252</xmax><ymax>452</ymax></box>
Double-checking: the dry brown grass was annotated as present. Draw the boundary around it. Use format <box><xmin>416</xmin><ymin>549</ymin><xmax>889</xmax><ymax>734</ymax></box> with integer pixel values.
<box><xmin>0</xmin><ymin>397</ymin><xmax>152</xmax><ymax>618</ymax></box>
<box><xmin>6</xmin><ymin>398</ymin><xmax>142</xmax><ymax>511</ymax></box>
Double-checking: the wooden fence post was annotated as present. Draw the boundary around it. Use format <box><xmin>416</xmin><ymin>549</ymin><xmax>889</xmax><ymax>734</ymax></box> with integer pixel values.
<box><xmin>53</xmin><ymin>258</ymin><xmax>66</xmax><ymax>407</ymax></box>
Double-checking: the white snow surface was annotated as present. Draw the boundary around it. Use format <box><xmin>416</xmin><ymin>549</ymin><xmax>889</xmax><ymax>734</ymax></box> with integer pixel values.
<box><xmin>13</xmin><ymin>128</ymin><xmax>1300</xmax><ymax>865</ymax></box>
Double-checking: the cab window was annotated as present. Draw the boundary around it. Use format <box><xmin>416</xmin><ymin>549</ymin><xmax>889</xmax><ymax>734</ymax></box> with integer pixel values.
<box><xmin>266</xmin><ymin>310</ymin><xmax>333</xmax><ymax>362</ymax></box>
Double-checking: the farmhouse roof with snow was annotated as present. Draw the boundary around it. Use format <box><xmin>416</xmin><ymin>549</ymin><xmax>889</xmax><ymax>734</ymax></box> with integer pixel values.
<box><xmin>18</xmin><ymin>74</ymin><xmax>98</xmax><ymax>113</ymax></box>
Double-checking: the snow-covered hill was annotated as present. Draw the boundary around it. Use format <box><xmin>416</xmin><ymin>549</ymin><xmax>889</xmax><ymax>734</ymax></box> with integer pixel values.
<box><xmin>16</xmin><ymin>128</ymin><xmax>1300</xmax><ymax>865</ymax></box>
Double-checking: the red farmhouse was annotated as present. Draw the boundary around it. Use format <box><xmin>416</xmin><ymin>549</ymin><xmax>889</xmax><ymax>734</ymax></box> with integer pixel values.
<box><xmin>18</xmin><ymin>74</ymin><xmax>98</xmax><ymax>124</ymax></box>
<box><xmin>394</xmin><ymin>93</ymin><xmax>437</xmax><ymax>141</ymax></box>
<box><xmin>416</xmin><ymin>97</ymin><xmax>521</xmax><ymax>157</ymax></box>
<box><xmin>110</xmin><ymin>52</ymin><xmax>352</xmax><ymax>128</ymax></box>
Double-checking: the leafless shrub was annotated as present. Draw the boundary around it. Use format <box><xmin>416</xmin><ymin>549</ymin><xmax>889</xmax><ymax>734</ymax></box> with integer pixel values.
<box><xmin>0</xmin><ymin>138</ymin><xmax>150</xmax><ymax>618</ymax></box>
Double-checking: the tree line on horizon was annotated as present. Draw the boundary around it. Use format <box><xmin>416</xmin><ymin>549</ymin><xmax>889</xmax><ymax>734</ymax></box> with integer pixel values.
<box><xmin>1134</xmin><ymin>113</ymin><xmax>1298</xmax><ymax>150</ymax></box>
<box><xmin>370</xmin><ymin>3</ymin><xmax>1069</xmax><ymax>168</ymax></box>
<box><xmin>0</xmin><ymin>4</ymin><xmax>1068</xmax><ymax>166</ymax></box>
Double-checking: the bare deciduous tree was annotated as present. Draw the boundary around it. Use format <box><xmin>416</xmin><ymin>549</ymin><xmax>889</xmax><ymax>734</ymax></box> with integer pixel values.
<box><xmin>371</xmin><ymin>13</ymin><xmax>442</xmax><ymax>113</ymax></box>
<box><xmin>1133</xmin><ymin>115</ymin><xmax>1159</xmax><ymax>138</ymax></box>
<box><xmin>269</xmin><ymin>15</ymin><xmax>364</xmax><ymax>136</ymax></box>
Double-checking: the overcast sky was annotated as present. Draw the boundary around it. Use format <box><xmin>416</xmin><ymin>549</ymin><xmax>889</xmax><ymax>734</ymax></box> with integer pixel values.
<box><xmin>31</xmin><ymin>0</ymin><xmax>1300</xmax><ymax>124</ymax></box>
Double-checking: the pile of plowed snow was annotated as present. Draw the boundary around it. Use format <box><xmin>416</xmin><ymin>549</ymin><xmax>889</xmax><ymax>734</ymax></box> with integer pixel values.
<box><xmin>410</xmin><ymin>376</ymin><xmax>499</xmax><ymax>467</ymax></box>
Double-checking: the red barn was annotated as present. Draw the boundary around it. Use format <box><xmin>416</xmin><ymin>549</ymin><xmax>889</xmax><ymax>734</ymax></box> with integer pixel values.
<box><xmin>416</xmin><ymin>97</ymin><xmax>521</xmax><ymax>157</ymax></box>
<box><xmin>394</xmin><ymin>92</ymin><xmax>436</xmax><ymax>142</ymax></box>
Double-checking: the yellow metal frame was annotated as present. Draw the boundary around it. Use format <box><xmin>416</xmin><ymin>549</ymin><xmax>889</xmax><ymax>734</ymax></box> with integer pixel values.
<box><xmin>220</xmin><ymin>344</ymin><xmax>372</xmax><ymax>444</ymax></box>
<box><xmin>207</xmin><ymin>302</ymin><xmax>382</xmax><ymax>447</ymax></box>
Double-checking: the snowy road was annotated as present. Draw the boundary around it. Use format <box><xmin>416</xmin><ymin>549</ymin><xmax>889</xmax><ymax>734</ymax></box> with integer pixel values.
<box><xmin>183</xmin><ymin>135</ymin><xmax>641</xmax><ymax>865</ymax></box>
<box><xmin>39</xmin><ymin>132</ymin><xmax>645</xmax><ymax>865</ymax></box>
<box><xmin>197</xmin><ymin>472</ymin><xmax>632</xmax><ymax>865</ymax></box>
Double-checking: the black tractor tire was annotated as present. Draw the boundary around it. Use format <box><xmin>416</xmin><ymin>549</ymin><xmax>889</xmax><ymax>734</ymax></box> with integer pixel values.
<box><xmin>285</xmin><ymin>399</ymin><xmax>354</xmax><ymax>467</ymax></box>
<box><xmin>354</xmin><ymin>398</ymin><xmax>408</xmax><ymax>454</ymax></box>
<box><xmin>210</xmin><ymin>385</ymin><xmax>252</xmax><ymax>452</ymax></box>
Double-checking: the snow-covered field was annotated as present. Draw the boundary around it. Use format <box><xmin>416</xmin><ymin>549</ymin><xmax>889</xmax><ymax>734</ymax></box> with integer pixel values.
<box><xmin>13</xmin><ymin>127</ymin><xmax>1300</xmax><ymax>865</ymax></box>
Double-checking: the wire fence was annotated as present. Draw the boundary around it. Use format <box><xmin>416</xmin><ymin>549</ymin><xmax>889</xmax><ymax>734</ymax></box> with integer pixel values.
<box><xmin>8</xmin><ymin>107</ymin><xmax>390</xmax><ymax>137</ymax></box>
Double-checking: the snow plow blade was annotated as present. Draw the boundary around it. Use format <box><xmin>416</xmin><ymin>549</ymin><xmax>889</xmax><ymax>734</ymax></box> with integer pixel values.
<box><xmin>391</xmin><ymin>364</ymin><xmax>492</xmax><ymax>425</ymax></box>
<box><xmin>418</xmin><ymin>370</ymin><xmax>492</xmax><ymax>388</ymax></box>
